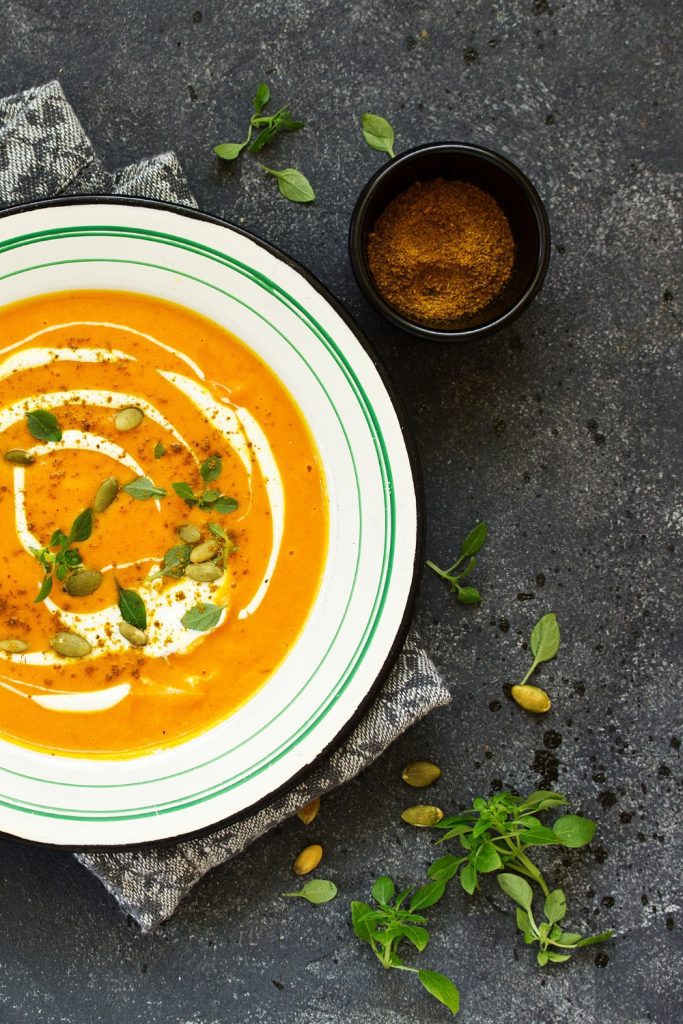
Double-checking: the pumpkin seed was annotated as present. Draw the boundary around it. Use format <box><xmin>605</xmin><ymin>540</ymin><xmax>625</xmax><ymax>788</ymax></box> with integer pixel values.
<box><xmin>94</xmin><ymin>476</ymin><xmax>119</xmax><ymax>513</ymax></box>
<box><xmin>402</xmin><ymin>760</ymin><xmax>442</xmax><ymax>788</ymax></box>
<box><xmin>296</xmin><ymin>797</ymin><xmax>321</xmax><ymax>825</ymax></box>
<box><xmin>118</xmin><ymin>621</ymin><xmax>149</xmax><ymax>647</ymax></box>
<box><xmin>63</xmin><ymin>568</ymin><xmax>103</xmax><ymax>597</ymax></box>
<box><xmin>185</xmin><ymin>562</ymin><xmax>223</xmax><ymax>582</ymax></box>
<box><xmin>189</xmin><ymin>538</ymin><xmax>220</xmax><ymax>564</ymax></box>
<box><xmin>0</xmin><ymin>638</ymin><xmax>29</xmax><ymax>654</ymax></box>
<box><xmin>293</xmin><ymin>843</ymin><xmax>323</xmax><ymax>876</ymax></box>
<box><xmin>510</xmin><ymin>684</ymin><xmax>551</xmax><ymax>713</ymax></box>
<box><xmin>50</xmin><ymin>631</ymin><xmax>92</xmax><ymax>658</ymax></box>
<box><xmin>114</xmin><ymin>406</ymin><xmax>144</xmax><ymax>432</ymax></box>
<box><xmin>178</xmin><ymin>523</ymin><xmax>202</xmax><ymax>545</ymax></box>
<box><xmin>400</xmin><ymin>804</ymin><xmax>444</xmax><ymax>828</ymax></box>
<box><xmin>4</xmin><ymin>448</ymin><xmax>35</xmax><ymax>465</ymax></box>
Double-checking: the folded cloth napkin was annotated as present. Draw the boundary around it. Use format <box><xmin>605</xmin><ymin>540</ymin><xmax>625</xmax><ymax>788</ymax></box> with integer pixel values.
<box><xmin>0</xmin><ymin>81</ymin><xmax>450</xmax><ymax>932</ymax></box>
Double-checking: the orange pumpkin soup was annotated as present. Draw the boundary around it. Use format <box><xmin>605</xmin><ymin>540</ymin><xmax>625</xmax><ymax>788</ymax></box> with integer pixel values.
<box><xmin>0</xmin><ymin>290</ymin><xmax>327</xmax><ymax>757</ymax></box>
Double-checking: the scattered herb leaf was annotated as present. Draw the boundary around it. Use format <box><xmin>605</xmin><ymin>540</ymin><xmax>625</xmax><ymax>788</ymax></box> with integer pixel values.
<box><xmin>115</xmin><ymin>581</ymin><xmax>147</xmax><ymax>631</ymax></box>
<box><xmin>200</xmin><ymin>454</ymin><xmax>222</xmax><ymax>482</ymax></box>
<box><xmin>351</xmin><ymin>875</ymin><xmax>459</xmax><ymax>1014</ymax></box>
<box><xmin>154</xmin><ymin>442</ymin><xmax>166</xmax><ymax>459</ymax></box>
<box><xmin>282</xmin><ymin>879</ymin><xmax>337</xmax><ymax>905</ymax></box>
<box><xmin>426</xmin><ymin>522</ymin><xmax>488</xmax><ymax>605</ymax></box>
<box><xmin>26</xmin><ymin>408</ymin><xmax>62</xmax><ymax>443</ymax></box>
<box><xmin>181</xmin><ymin>602</ymin><xmax>224</xmax><ymax>631</ymax></box>
<box><xmin>260</xmin><ymin>164</ymin><xmax>315</xmax><ymax>203</ymax></box>
<box><xmin>361</xmin><ymin>113</ymin><xmax>396</xmax><ymax>158</ymax></box>
<box><xmin>517</xmin><ymin>613</ymin><xmax>560</xmax><ymax>688</ymax></box>
<box><xmin>122</xmin><ymin>477</ymin><xmax>167</xmax><ymax>501</ymax></box>
<box><xmin>149</xmin><ymin>543</ymin><xmax>192</xmax><ymax>581</ymax></box>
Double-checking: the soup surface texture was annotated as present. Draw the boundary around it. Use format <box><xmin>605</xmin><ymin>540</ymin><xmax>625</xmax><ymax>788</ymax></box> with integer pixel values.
<box><xmin>0</xmin><ymin>291</ymin><xmax>327</xmax><ymax>757</ymax></box>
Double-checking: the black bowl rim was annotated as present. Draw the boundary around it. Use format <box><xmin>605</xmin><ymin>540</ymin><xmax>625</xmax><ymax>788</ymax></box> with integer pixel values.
<box><xmin>348</xmin><ymin>140</ymin><xmax>551</xmax><ymax>341</ymax></box>
<box><xmin>0</xmin><ymin>193</ymin><xmax>426</xmax><ymax>851</ymax></box>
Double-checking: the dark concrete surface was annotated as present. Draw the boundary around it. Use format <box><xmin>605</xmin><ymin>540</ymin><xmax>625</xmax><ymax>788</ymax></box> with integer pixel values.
<box><xmin>0</xmin><ymin>1</ymin><xmax>681</xmax><ymax>1021</ymax></box>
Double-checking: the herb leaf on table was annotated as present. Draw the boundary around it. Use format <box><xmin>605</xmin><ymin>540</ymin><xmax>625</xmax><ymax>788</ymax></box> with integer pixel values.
<box><xmin>429</xmin><ymin>789</ymin><xmax>612</xmax><ymax>966</ymax></box>
<box><xmin>351</xmin><ymin>874</ymin><xmax>460</xmax><ymax>1014</ymax></box>
<box><xmin>361</xmin><ymin>113</ymin><xmax>396</xmax><ymax>158</ymax></box>
<box><xmin>426</xmin><ymin>521</ymin><xmax>488</xmax><ymax>604</ymax></box>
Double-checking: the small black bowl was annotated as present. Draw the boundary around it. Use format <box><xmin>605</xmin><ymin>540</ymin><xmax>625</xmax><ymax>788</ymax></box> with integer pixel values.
<box><xmin>349</xmin><ymin>141</ymin><xmax>551</xmax><ymax>341</ymax></box>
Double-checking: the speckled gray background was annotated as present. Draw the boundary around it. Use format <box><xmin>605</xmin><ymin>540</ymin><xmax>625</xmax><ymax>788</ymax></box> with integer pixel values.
<box><xmin>0</xmin><ymin>1</ymin><xmax>681</xmax><ymax>1021</ymax></box>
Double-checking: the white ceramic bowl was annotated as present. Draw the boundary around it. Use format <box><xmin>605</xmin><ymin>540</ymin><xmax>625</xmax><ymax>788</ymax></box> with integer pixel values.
<box><xmin>0</xmin><ymin>197</ymin><xmax>421</xmax><ymax>847</ymax></box>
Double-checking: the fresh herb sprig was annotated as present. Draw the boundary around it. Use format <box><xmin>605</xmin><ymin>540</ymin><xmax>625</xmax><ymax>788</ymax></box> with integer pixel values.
<box><xmin>173</xmin><ymin>481</ymin><xmax>238</xmax><ymax>515</ymax></box>
<box><xmin>498</xmin><ymin>874</ymin><xmax>612</xmax><ymax>966</ymax></box>
<box><xmin>352</xmin><ymin>876</ymin><xmax>459</xmax><ymax>1015</ymax></box>
<box><xmin>428</xmin><ymin>789</ymin><xmax>612</xmax><ymax>965</ymax></box>
<box><xmin>426</xmin><ymin>522</ymin><xmax>488</xmax><ymax>604</ymax></box>
<box><xmin>213</xmin><ymin>82</ymin><xmax>315</xmax><ymax>203</ymax></box>
<box><xmin>31</xmin><ymin>507</ymin><xmax>93</xmax><ymax>602</ymax></box>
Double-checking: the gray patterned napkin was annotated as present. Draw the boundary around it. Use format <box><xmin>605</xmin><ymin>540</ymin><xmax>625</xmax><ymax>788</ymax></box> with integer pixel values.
<box><xmin>0</xmin><ymin>81</ymin><xmax>450</xmax><ymax>932</ymax></box>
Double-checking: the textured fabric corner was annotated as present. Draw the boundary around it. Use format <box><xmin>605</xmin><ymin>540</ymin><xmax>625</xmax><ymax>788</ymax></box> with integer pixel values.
<box><xmin>1</xmin><ymin>81</ymin><xmax>449</xmax><ymax>932</ymax></box>
<box><xmin>76</xmin><ymin>633</ymin><xmax>449</xmax><ymax>932</ymax></box>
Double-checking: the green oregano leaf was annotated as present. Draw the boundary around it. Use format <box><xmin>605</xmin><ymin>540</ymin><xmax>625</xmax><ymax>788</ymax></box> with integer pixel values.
<box><xmin>116</xmin><ymin>581</ymin><xmax>147</xmax><ymax>631</ymax></box>
<box><xmin>122</xmin><ymin>477</ymin><xmax>167</xmax><ymax>500</ymax></box>
<box><xmin>68</xmin><ymin>508</ymin><xmax>93</xmax><ymax>544</ymax></box>
<box><xmin>361</xmin><ymin>113</ymin><xmax>396</xmax><ymax>158</ymax></box>
<box><xmin>211</xmin><ymin>495</ymin><xmax>238</xmax><ymax>514</ymax></box>
<box><xmin>154</xmin><ymin>441</ymin><xmax>166</xmax><ymax>458</ymax></box>
<box><xmin>497</xmin><ymin>873</ymin><xmax>534</xmax><ymax>911</ymax></box>
<box><xmin>543</xmin><ymin>889</ymin><xmax>567</xmax><ymax>924</ymax></box>
<box><xmin>417</xmin><ymin>970</ymin><xmax>459</xmax><ymax>1015</ymax></box>
<box><xmin>252</xmin><ymin>81</ymin><xmax>271</xmax><ymax>114</ymax></box>
<box><xmin>282</xmin><ymin>879</ymin><xmax>337</xmax><ymax>905</ymax></box>
<box><xmin>173</xmin><ymin>481</ymin><xmax>198</xmax><ymax>505</ymax></box>
<box><xmin>26</xmin><ymin>408</ymin><xmax>62</xmax><ymax>442</ymax></box>
<box><xmin>34</xmin><ymin>575</ymin><xmax>53</xmax><ymax>603</ymax></box>
<box><xmin>214</xmin><ymin>140</ymin><xmax>250</xmax><ymax>161</ymax></box>
<box><xmin>371</xmin><ymin>876</ymin><xmax>395</xmax><ymax>905</ymax></box>
<box><xmin>200</xmin><ymin>454</ymin><xmax>222</xmax><ymax>482</ymax></box>
<box><xmin>530</xmin><ymin>612</ymin><xmax>561</xmax><ymax>665</ymax></box>
<box><xmin>181</xmin><ymin>602</ymin><xmax>224</xmax><ymax>631</ymax></box>
<box><xmin>553</xmin><ymin>814</ymin><xmax>596</xmax><ymax>848</ymax></box>
<box><xmin>409</xmin><ymin>879</ymin><xmax>446</xmax><ymax>912</ymax></box>
<box><xmin>261</xmin><ymin>165</ymin><xmax>315</xmax><ymax>203</ymax></box>
<box><xmin>459</xmin><ymin>521</ymin><xmax>488</xmax><ymax>558</ymax></box>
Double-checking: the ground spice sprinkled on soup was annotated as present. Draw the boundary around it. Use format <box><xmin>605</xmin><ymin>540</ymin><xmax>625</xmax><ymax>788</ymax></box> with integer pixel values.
<box><xmin>0</xmin><ymin>290</ymin><xmax>328</xmax><ymax>758</ymax></box>
<box><xmin>366</xmin><ymin>178</ymin><xmax>515</xmax><ymax>327</ymax></box>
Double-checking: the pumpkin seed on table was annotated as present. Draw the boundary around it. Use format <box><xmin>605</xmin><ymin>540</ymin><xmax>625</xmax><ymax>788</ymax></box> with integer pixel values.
<box><xmin>4</xmin><ymin>448</ymin><xmax>35</xmax><ymax>465</ymax></box>
<box><xmin>401</xmin><ymin>804</ymin><xmax>444</xmax><ymax>827</ymax></box>
<box><xmin>118</xmin><ymin>621</ymin><xmax>149</xmax><ymax>647</ymax></box>
<box><xmin>402</xmin><ymin>760</ymin><xmax>442</xmax><ymax>788</ymax></box>
<box><xmin>178</xmin><ymin>523</ymin><xmax>202</xmax><ymax>545</ymax></box>
<box><xmin>114</xmin><ymin>406</ymin><xmax>144</xmax><ymax>432</ymax></box>
<box><xmin>94</xmin><ymin>476</ymin><xmax>119</xmax><ymax>513</ymax></box>
<box><xmin>184</xmin><ymin>562</ymin><xmax>223</xmax><ymax>583</ymax></box>
<box><xmin>50</xmin><ymin>631</ymin><xmax>92</xmax><ymax>658</ymax></box>
<box><xmin>511</xmin><ymin>684</ymin><xmax>551</xmax><ymax>713</ymax></box>
<box><xmin>293</xmin><ymin>843</ymin><xmax>323</xmax><ymax>876</ymax></box>
<box><xmin>296</xmin><ymin>796</ymin><xmax>321</xmax><ymax>825</ymax></box>
<box><xmin>0</xmin><ymin>638</ymin><xmax>29</xmax><ymax>654</ymax></box>
<box><xmin>189</xmin><ymin>538</ymin><xmax>220</xmax><ymax>564</ymax></box>
<box><xmin>63</xmin><ymin>568</ymin><xmax>103</xmax><ymax>597</ymax></box>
